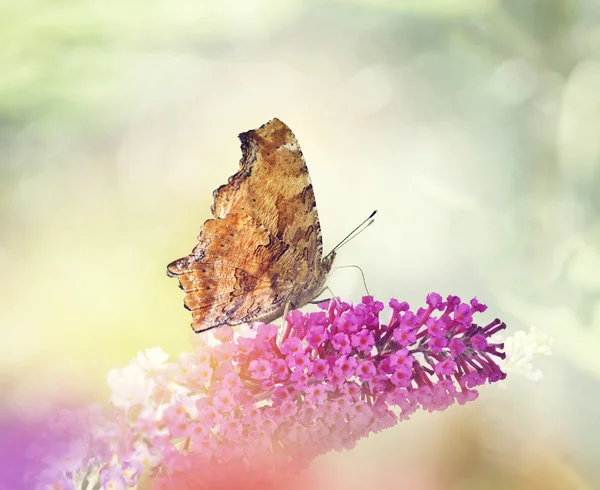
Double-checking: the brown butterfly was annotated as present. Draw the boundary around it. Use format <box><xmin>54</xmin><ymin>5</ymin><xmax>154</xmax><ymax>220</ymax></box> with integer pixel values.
<box><xmin>167</xmin><ymin>118</ymin><xmax>339</xmax><ymax>333</ymax></box>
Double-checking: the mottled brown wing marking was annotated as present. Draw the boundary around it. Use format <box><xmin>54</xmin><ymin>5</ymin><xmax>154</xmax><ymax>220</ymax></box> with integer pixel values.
<box><xmin>184</xmin><ymin>280</ymin><xmax>270</xmax><ymax>310</ymax></box>
<box><xmin>169</xmin><ymin>215</ymin><xmax>271</xmax><ymax>273</ymax></box>
<box><xmin>185</xmin><ymin>273</ymin><xmax>293</xmax><ymax>330</ymax></box>
<box><xmin>189</xmin><ymin>285</ymin><xmax>290</xmax><ymax>332</ymax></box>
<box><xmin>168</xmin><ymin>210</ymin><xmax>305</xmax><ymax>331</ymax></box>
<box><xmin>176</xmin><ymin>267</ymin><xmax>258</xmax><ymax>295</ymax></box>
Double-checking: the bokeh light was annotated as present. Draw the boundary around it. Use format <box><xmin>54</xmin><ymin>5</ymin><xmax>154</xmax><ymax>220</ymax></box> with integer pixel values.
<box><xmin>1</xmin><ymin>0</ymin><xmax>598</xmax><ymax>488</ymax></box>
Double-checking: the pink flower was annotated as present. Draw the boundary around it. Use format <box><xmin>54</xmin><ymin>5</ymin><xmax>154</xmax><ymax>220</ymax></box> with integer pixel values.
<box><xmin>333</xmin><ymin>312</ymin><xmax>359</xmax><ymax>334</ymax></box>
<box><xmin>249</xmin><ymin>359</ymin><xmax>272</xmax><ymax>380</ymax></box>
<box><xmin>236</xmin><ymin>337</ymin><xmax>255</xmax><ymax>355</ymax></box>
<box><xmin>200</xmin><ymin>404</ymin><xmax>223</xmax><ymax>427</ymax></box>
<box><xmin>471</xmin><ymin>333</ymin><xmax>488</xmax><ymax>351</ymax></box>
<box><xmin>388</xmin><ymin>349</ymin><xmax>413</xmax><ymax>373</ymax></box>
<box><xmin>290</xmin><ymin>370</ymin><xmax>309</xmax><ymax>390</ymax></box>
<box><xmin>304</xmin><ymin>383</ymin><xmax>331</xmax><ymax>405</ymax></box>
<box><xmin>31</xmin><ymin>293</ymin><xmax>507</xmax><ymax>490</ymax></box>
<box><xmin>449</xmin><ymin>338</ymin><xmax>466</xmax><ymax>356</ymax></box>
<box><xmin>470</xmin><ymin>297</ymin><xmax>488</xmax><ymax>312</ymax></box>
<box><xmin>221</xmin><ymin>419</ymin><xmax>243</xmax><ymax>440</ymax></box>
<box><xmin>162</xmin><ymin>400</ymin><xmax>189</xmax><ymax>427</ymax></box>
<box><xmin>280</xmin><ymin>337</ymin><xmax>303</xmax><ymax>356</ymax></box>
<box><xmin>434</xmin><ymin>358</ymin><xmax>458</xmax><ymax>376</ymax></box>
<box><xmin>100</xmin><ymin>466</ymin><xmax>127</xmax><ymax>490</ymax></box>
<box><xmin>280</xmin><ymin>400</ymin><xmax>297</xmax><ymax>417</ymax></box>
<box><xmin>427</xmin><ymin>318</ymin><xmax>447</xmax><ymax>337</ymax></box>
<box><xmin>308</xmin><ymin>358</ymin><xmax>329</xmax><ymax>380</ymax></box>
<box><xmin>331</xmin><ymin>332</ymin><xmax>352</xmax><ymax>353</ymax></box>
<box><xmin>190</xmin><ymin>421</ymin><xmax>210</xmax><ymax>442</ymax></box>
<box><xmin>271</xmin><ymin>386</ymin><xmax>291</xmax><ymax>404</ymax></box>
<box><xmin>213</xmin><ymin>390</ymin><xmax>236</xmax><ymax>412</ymax></box>
<box><xmin>392</xmin><ymin>325</ymin><xmax>417</xmax><ymax>346</ymax></box>
<box><xmin>333</xmin><ymin>355</ymin><xmax>357</xmax><ymax>378</ymax></box>
<box><xmin>213</xmin><ymin>325</ymin><xmax>234</xmax><ymax>342</ymax></box>
<box><xmin>454</xmin><ymin>303</ymin><xmax>473</xmax><ymax>326</ymax></box>
<box><xmin>342</xmin><ymin>381</ymin><xmax>361</xmax><ymax>400</ymax></box>
<box><xmin>389</xmin><ymin>299</ymin><xmax>410</xmax><ymax>312</ymax></box>
<box><xmin>270</xmin><ymin>359</ymin><xmax>289</xmax><ymax>380</ymax></box>
<box><xmin>257</xmin><ymin>323</ymin><xmax>278</xmax><ymax>340</ymax></box>
<box><xmin>430</xmin><ymin>335</ymin><xmax>448</xmax><ymax>353</ymax></box>
<box><xmin>390</xmin><ymin>369</ymin><xmax>412</xmax><ymax>388</ymax></box>
<box><xmin>351</xmin><ymin>329</ymin><xmax>375</xmax><ymax>352</ymax></box>
<box><xmin>426</xmin><ymin>292</ymin><xmax>444</xmax><ymax>309</ymax></box>
<box><xmin>286</xmin><ymin>352</ymin><xmax>310</xmax><ymax>371</ymax></box>
<box><xmin>241</xmin><ymin>405</ymin><xmax>262</xmax><ymax>425</ymax></box>
<box><xmin>306</xmin><ymin>325</ymin><xmax>328</xmax><ymax>349</ymax></box>
<box><xmin>401</xmin><ymin>311</ymin><xmax>417</xmax><ymax>328</ymax></box>
<box><xmin>356</xmin><ymin>360</ymin><xmax>377</xmax><ymax>383</ymax></box>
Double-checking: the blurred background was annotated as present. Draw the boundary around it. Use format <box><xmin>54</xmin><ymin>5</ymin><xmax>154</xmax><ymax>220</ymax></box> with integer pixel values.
<box><xmin>1</xmin><ymin>0</ymin><xmax>599</xmax><ymax>488</ymax></box>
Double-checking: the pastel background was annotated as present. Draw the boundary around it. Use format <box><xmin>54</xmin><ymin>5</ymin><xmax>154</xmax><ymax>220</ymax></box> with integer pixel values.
<box><xmin>1</xmin><ymin>0</ymin><xmax>598</xmax><ymax>488</ymax></box>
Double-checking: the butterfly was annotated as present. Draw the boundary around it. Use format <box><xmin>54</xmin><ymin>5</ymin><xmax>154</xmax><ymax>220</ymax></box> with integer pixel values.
<box><xmin>167</xmin><ymin>118</ymin><xmax>336</xmax><ymax>333</ymax></box>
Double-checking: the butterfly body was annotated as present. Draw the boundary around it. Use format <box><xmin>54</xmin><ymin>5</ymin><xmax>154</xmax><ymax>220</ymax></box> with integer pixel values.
<box><xmin>167</xmin><ymin>118</ymin><xmax>333</xmax><ymax>333</ymax></box>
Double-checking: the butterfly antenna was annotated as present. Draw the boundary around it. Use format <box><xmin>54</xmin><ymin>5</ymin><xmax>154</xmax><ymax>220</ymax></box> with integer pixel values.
<box><xmin>328</xmin><ymin>209</ymin><xmax>377</xmax><ymax>256</ymax></box>
<box><xmin>333</xmin><ymin>264</ymin><xmax>371</xmax><ymax>296</ymax></box>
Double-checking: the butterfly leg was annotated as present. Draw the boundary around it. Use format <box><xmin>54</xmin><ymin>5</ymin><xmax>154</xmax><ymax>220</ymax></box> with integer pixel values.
<box><xmin>308</xmin><ymin>287</ymin><xmax>329</xmax><ymax>305</ymax></box>
<box><xmin>309</xmin><ymin>287</ymin><xmax>341</xmax><ymax>318</ymax></box>
<box><xmin>279</xmin><ymin>300</ymin><xmax>297</xmax><ymax>341</ymax></box>
<box><xmin>280</xmin><ymin>301</ymin><xmax>290</xmax><ymax>328</ymax></box>
<box><xmin>332</xmin><ymin>264</ymin><xmax>371</xmax><ymax>296</ymax></box>
<box><xmin>323</xmin><ymin>286</ymin><xmax>341</xmax><ymax>316</ymax></box>
<box><xmin>309</xmin><ymin>286</ymin><xmax>340</xmax><ymax>303</ymax></box>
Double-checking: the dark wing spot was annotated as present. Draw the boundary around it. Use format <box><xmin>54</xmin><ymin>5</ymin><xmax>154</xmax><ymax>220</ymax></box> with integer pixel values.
<box><xmin>235</xmin><ymin>268</ymin><xmax>259</xmax><ymax>291</ymax></box>
<box><xmin>270</xmin><ymin>273</ymin><xmax>280</xmax><ymax>289</ymax></box>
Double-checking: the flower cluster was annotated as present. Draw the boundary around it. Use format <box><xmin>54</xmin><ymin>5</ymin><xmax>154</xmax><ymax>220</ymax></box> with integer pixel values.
<box><xmin>31</xmin><ymin>294</ymin><xmax>507</xmax><ymax>489</ymax></box>
<box><xmin>494</xmin><ymin>325</ymin><xmax>552</xmax><ymax>382</ymax></box>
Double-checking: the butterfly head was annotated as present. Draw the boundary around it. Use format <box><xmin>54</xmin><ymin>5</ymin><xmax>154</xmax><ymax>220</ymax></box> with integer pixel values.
<box><xmin>322</xmin><ymin>251</ymin><xmax>336</xmax><ymax>273</ymax></box>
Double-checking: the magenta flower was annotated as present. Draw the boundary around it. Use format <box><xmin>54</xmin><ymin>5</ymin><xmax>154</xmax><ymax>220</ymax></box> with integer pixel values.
<box><xmin>30</xmin><ymin>293</ymin><xmax>507</xmax><ymax>489</ymax></box>
<box><xmin>149</xmin><ymin>293</ymin><xmax>506</xmax><ymax>486</ymax></box>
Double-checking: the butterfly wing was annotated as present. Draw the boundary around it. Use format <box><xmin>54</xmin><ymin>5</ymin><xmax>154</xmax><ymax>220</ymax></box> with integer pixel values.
<box><xmin>167</xmin><ymin>118</ymin><xmax>327</xmax><ymax>332</ymax></box>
